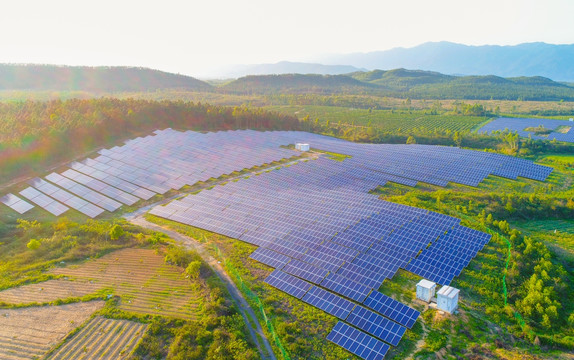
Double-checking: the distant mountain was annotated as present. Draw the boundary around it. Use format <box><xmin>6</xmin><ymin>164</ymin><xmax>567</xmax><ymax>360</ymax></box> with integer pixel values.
<box><xmin>0</xmin><ymin>64</ymin><xmax>212</xmax><ymax>92</ymax></box>
<box><xmin>214</xmin><ymin>61</ymin><xmax>365</xmax><ymax>78</ymax></box>
<box><xmin>222</xmin><ymin>69</ymin><xmax>574</xmax><ymax>100</ymax></box>
<box><xmin>319</xmin><ymin>42</ymin><xmax>574</xmax><ymax>82</ymax></box>
<box><xmin>222</xmin><ymin>74</ymin><xmax>375</xmax><ymax>94</ymax></box>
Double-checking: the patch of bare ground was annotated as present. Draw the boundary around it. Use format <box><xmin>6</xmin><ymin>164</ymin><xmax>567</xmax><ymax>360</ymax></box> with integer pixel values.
<box><xmin>0</xmin><ymin>301</ymin><xmax>104</xmax><ymax>360</ymax></box>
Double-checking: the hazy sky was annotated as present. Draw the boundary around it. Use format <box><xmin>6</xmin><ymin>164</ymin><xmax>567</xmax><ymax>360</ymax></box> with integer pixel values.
<box><xmin>1</xmin><ymin>0</ymin><xmax>573</xmax><ymax>77</ymax></box>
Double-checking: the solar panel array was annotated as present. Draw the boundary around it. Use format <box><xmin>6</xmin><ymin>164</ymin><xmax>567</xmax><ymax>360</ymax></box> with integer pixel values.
<box><xmin>0</xmin><ymin>129</ymin><xmax>552</xmax><ymax>358</ymax></box>
<box><xmin>149</xmin><ymin>147</ymin><xmax>500</xmax><ymax>357</ymax></box>
<box><xmin>479</xmin><ymin>117</ymin><xmax>574</xmax><ymax>143</ymax></box>
<box><xmin>2</xmin><ymin>129</ymin><xmax>551</xmax><ymax>220</ymax></box>
<box><xmin>0</xmin><ymin>193</ymin><xmax>35</xmax><ymax>214</ymax></box>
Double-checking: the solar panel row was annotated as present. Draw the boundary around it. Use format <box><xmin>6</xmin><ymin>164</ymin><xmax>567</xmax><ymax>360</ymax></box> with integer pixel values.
<box><xmin>0</xmin><ymin>193</ymin><xmax>35</xmax><ymax>214</ymax></box>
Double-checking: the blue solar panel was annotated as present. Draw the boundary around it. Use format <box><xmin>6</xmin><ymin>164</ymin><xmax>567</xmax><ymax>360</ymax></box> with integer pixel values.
<box><xmin>327</xmin><ymin>322</ymin><xmax>390</xmax><ymax>360</ymax></box>
<box><xmin>249</xmin><ymin>248</ymin><xmax>291</xmax><ymax>269</ymax></box>
<box><xmin>301</xmin><ymin>286</ymin><xmax>355</xmax><ymax>319</ymax></box>
<box><xmin>320</xmin><ymin>273</ymin><xmax>372</xmax><ymax>303</ymax></box>
<box><xmin>282</xmin><ymin>259</ymin><xmax>330</xmax><ymax>284</ymax></box>
<box><xmin>363</xmin><ymin>291</ymin><xmax>420</xmax><ymax>328</ymax></box>
<box><xmin>264</xmin><ymin>270</ymin><xmax>312</xmax><ymax>299</ymax></box>
<box><xmin>346</xmin><ymin>305</ymin><xmax>406</xmax><ymax>346</ymax></box>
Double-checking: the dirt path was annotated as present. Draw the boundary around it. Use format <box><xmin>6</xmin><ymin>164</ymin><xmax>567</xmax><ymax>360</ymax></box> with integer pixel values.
<box><xmin>126</xmin><ymin>215</ymin><xmax>277</xmax><ymax>360</ymax></box>
<box><xmin>406</xmin><ymin>313</ymin><xmax>429</xmax><ymax>360</ymax></box>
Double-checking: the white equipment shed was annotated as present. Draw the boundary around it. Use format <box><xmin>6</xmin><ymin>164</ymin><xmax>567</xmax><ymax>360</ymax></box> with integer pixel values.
<box><xmin>416</xmin><ymin>279</ymin><xmax>436</xmax><ymax>303</ymax></box>
<box><xmin>437</xmin><ymin>286</ymin><xmax>460</xmax><ymax>313</ymax></box>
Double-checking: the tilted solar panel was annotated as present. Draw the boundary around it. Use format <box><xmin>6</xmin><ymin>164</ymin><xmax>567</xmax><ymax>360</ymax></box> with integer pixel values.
<box><xmin>327</xmin><ymin>322</ymin><xmax>390</xmax><ymax>360</ymax></box>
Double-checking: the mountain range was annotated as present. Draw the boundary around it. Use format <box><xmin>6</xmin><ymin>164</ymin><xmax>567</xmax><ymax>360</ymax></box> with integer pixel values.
<box><xmin>2</xmin><ymin>63</ymin><xmax>574</xmax><ymax>101</ymax></box>
<box><xmin>217</xmin><ymin>42</ymin><xmax>574</xmax><ymax>82</ymax></box>
<box><xmin>214</xmin><ymin>61</ymin><xmax>365</xmax><ymax>78</ymax></box>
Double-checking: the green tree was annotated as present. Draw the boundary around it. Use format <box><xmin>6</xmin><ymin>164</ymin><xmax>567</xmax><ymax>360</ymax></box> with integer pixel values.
<box><xmin>109</xmin><ymin>224</ymin><xmax>124</xmax><ymax>241</ymax></box>
<box><xmin>406</xmin><ymin>136</ymin><xmax>416</xmax><ymax>144</ymax></box>
<box><xmin>453</xmin><ymin>131</ymin><xmax>463</xmax><ymax>147</ymax></box>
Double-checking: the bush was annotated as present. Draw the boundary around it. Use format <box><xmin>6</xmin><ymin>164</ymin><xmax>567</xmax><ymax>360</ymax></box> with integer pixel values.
<box><xmin>26</xmin><ymin>239</ymin><xmax>41</xmax><ymax>250</ymax></box>
<box><xmin>185</xmin><ymin>261</ymin><xmax>202</xmax><ymax>279</ymax></box>
<box><xmin>109</xmin><ymin>224</ymin><xmax>124</xmax><ymax>241</ymax></box>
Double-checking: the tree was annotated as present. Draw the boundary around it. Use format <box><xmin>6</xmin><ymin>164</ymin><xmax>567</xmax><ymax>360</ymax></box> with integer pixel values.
<box><xmin>109</xmin><ymin>224</ymin><xmax>124</xmax><ymax>241</ymax></box>
<box><xmin>406</xmin><ymin>136</ymin><xmax>416</xmax><ymax>144</ymax></box>
<box><xmin>186</xmin><ymin>261</ymin><xmax>202</xmax><ymax>279</ymax></box>
<box><xmin>453</xmin><ymin>131</ymin><xmax>463</xmax><ymax>147</ymax></box>
<box><xmin>27</xmin><ymin>239</ymin><xmax>41</xmax><ymax>250</ymax></box>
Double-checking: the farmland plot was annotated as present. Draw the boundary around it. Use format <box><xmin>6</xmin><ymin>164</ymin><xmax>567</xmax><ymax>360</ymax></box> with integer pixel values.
<box><xmin>0</xmin><ymin>249</ymin><xmax>202</xmax><ymax>319</ymax></box>
<box><xmin>0</xmin><ymin>279</ymin><xmax>103</xmax><ymax>305</ymax></box>
<box><xmin>46</xmin><ymin>316</ymin><xmax>147</xmax><ymax>360</ymax></box>
<box><xmin>0</xmin><ymin>301</ymin><xmax>104</xmax><ymax>360</ymax></box>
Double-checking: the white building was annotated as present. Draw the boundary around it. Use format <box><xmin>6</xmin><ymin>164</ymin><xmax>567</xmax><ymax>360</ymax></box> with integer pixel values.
<box><xmin>416</xmin><ymin>279</ymin><xmax>436</xmax><ymax>302</ymax></box>
<box><xmin>295</xmin><ymin>143</ymin><xmax>310</xmax><ymax>151</ymax></box>
<box><xmin>437</xmin><ymin>286</ymin><xmax>460</xmax><ymax>313</ymax></box>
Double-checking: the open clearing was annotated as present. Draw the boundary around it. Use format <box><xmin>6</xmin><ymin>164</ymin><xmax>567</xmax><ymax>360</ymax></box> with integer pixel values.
<box><xmin>0</xmin><ymin>301</ymin><xmax>104</xmax><ymax>360</ymax></box>
<box><xmin>46</xmin><ymin>316</ymin><xmax>147</xmax><ymax>360</ymax></box>
<box><xmin>0</xmin><ymin>248</ymin><xmax>202</xmax><ymax>320</ymax></box>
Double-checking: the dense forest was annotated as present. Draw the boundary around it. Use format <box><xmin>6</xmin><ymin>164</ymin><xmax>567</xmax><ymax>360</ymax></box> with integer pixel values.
<box><xmin>0</xmin><ymin>99</ymin><xmax>299</xmax><ymax>183</ymax></box>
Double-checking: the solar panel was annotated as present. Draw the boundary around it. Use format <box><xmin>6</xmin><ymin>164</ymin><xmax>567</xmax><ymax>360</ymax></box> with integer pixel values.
<box><xmin>264</xmin><ymin>270</ymin><xmax>312</xmax><ymax>299</ymax></box>
<box><xmin>301</xmin><ymin>286</ymin><xmax>355</xmax><ymax>319</ymax></box>
<box><xmin>282</xmin><ymin>259</ymin><xmax>329</xmax><ymax>284</ymax></box>
<box><xmin>0</xmin><ymin>193</ymin><xmax>34</xmax><ymax>214</ymax></box>
<box><xmin>346</xmin><ymin>305</ymin><xmax>406</xmax><ymax>346</ymax></box>
<box><xmin>363</xmin><ymin>291</ymin><xmax>420</xmax><ymax>328</ymax></box>
<box><xmin>320</xmin><ymin>273</ymin><xmax>372</xmax><ymax>303</ymax></box>
<box><xmin>19</xmin><ymin>187</ymin><xmax>69</xmax><ymax>216</ymax></box>
<box><xmin>249</xmin><ymin>248</ymin><xmax>291</xmax><ymax>269</ymax></box>
<box><xmin>326</xmin><ymin>322</ymin><xmax>390</xmax><ymax>360</ymax></box>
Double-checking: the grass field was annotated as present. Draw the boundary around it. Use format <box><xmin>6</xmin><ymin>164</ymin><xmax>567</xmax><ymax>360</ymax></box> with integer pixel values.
<box><xmin>0</xmin><ymin>301</ymin><xmax>104</xmax><ymax>360</ymax></box>
<box><xmin>264</xmin><ymin>105</ymin><xmax>489</xmax><ymax>133</ymax></box>
<box><xmin>46</xmin><ymin>316</ymin><xmax>147</xmax><ymax>360</ymax></box>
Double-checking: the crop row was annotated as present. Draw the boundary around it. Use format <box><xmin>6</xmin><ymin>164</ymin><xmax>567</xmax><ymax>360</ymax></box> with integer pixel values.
<box><xmin>46</xmin><ymin>316</ymin><xmax>147</xmax><ymax>360</ymax></box>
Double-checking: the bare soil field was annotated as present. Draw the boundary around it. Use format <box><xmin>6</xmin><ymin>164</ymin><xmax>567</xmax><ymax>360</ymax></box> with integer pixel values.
<box><xmin>0</xmin><ymin>301</ymin><xmax>104</xmax><ymax>360</ymax></box>
<box><xmin>0</xmin><ymin>248</ymin><xmax>202</xmax><ymax>320</ymax></box>
<box><xmin>46</xmin><ymin>316</ymin><xmax>148</xmax><ymax>360</ymax></box>
<box><xmin>0</xmin><ymin>279</ymin><xmax>103</xmax><ymax>305</ymax></box>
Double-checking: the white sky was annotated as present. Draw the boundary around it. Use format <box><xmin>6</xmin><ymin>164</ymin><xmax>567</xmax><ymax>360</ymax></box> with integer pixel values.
<box><xmin>1</xmin><ymin>0</ymin><xmax>573</xmax><ymax>77</ymax></box>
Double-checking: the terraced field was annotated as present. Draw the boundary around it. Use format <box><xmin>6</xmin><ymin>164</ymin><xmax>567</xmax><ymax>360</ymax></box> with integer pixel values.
<box><xmin>0</xmin><ymin>248</ymin><xmax>202</xmax><ymax>320</ymax></box>
<box><xmin>0</xmin><ymin>279</ymin><xmax>103</xmax><ymax>304</ymax></box>
<box><xmin>46</xmin><ymin>316</ymin><xmax>147</xmax><ymax>360</ymax></box>
<box><xmin>0</xmin><ymin>301</ymin><xmax>104</xmax><ymax>360</ymax></box>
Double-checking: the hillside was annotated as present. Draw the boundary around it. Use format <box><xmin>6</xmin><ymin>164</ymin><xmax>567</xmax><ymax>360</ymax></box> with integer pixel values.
<box><xmin>0</xmin><ymin>64</ymin><xmax>212</xmax><ymax>92</ymax></box>
<box><xmin>318</xmin><ymin>42</ymin><xmax>574</xmax><ymax>82</ymax></box>
<box><xmin>221</xmin><ymin>73</ymin><xmax>375</xmax><ymax>94</ymax></box>
<box><xmin>222</xmin><ymin>69</ymin><xmax>574</xmax><ymax>100</ymax></box>
<box><xmin>214</xmin><ymin>61</ymin><xmax>365</xmax><ymax>78</ymax></box>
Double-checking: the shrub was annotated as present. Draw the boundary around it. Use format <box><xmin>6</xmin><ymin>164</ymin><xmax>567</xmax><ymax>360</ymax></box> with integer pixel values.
<box><xmin>26</xmin><ymin>239</ymin><xmax>41</xmax><ymax>250</ymax></box>
<box><xmin>109</xmin><ymin>224</ymin><xmax>124</xmax><ymax>241</ymax></box>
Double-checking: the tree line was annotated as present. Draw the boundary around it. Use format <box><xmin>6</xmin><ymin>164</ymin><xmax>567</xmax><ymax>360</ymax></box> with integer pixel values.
<box><xmin>0</xmin><ymin>99</ymin><xmax>299</xmax><ymax>183</ymax></box>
